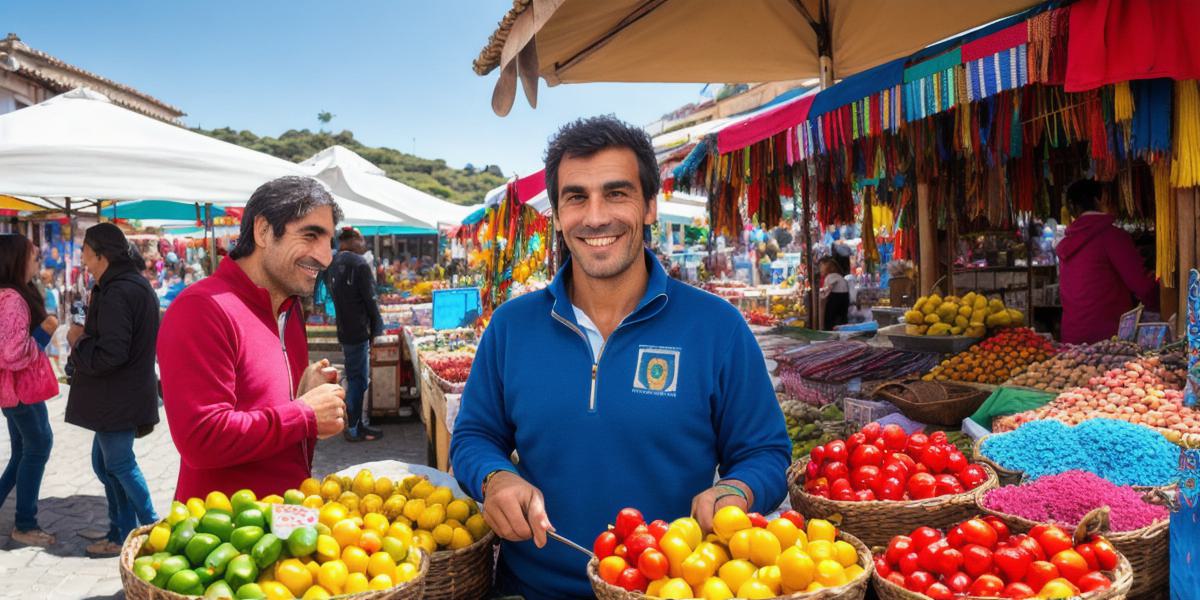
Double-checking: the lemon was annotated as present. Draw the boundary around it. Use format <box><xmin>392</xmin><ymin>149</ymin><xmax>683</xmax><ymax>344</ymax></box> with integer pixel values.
<box><xmin>393</xmin><ymin>562</ymin><xmax>419</xmax><ymax>584</ymax></box>
<box><xmin>343</xmin><ymin>572</ymin><xmax>370</xmax><ymax>594</ymax></box>
<box><xmin>166</xmin><ymin>501</ymin><xmax>190</xmax><ymax>526</ymax></box>
<box><xmin>401</xmin><ymin>499</ymin><xmax>426</xmax><ymax>522</ymax></box>
<box><xmin>352</xmin><ymin>470</ymin><xmax>376</xmax><ymax>497</ymax></box>
<box><xmin>300</xmin><ymin>585</ymin><xmax>332</xmax><ymax>600</ymax></box>
<box><xmin>382</xmin><ymin>495</ymin><xmax>407</xmax><ymax>520</ymax></box>
<box><xmin>319</xmin><ymin>478</ymin><xmax>342</xmax><ymax>501</ymax></box>
<box><xmin>360</xmin><ymin>493</ymin><xmax>383</xmax><ymax>516</ymax></box>
<box><xmin>748</xmin><ymin>528</ymin><xmax>782</xmax><ymax>567</ymax></box>
<box><xmin>737</xmin><ymin>579</ymin><xmax>776</xmax><ymax>599</ymax></box>
<box><xmin>373</xmin><ymin>477</ymin><xmax>394</xmax><ymax>498</ymax></box>
<box><xmin>465</xmin><ymin>514</ymin><xmax>489</xmax><ymax>541</ymax></box>
<box><xmin>815</xmin><ymin>559</ymin><xmax>846</xmax><ymax>587</ymax></box>
<box><xmin>711</xmin><ymin>506</ymin><xmax>751</xmax><ymax>543</ymax></box>
<box><xmin>315</xmin><ymin>534</ymin><xmax>341</xmax><ymax>563</ymax></box>
<box><xmin>449</xmin><ymin>527</ymin><xmax>474</xmax><ymax>550</ymax></box>
<box><xmin>806</xmin><ymin>519</ymin><xmax>837</xmax><ymax>543</ymax></box>
<box><xmin>186</xmin><ymin>497</ymin><xmax>207</xmax><ymax>518</ymax></box>
<box><xmin>261</xmin><ymin>581</ymin><xmax>294</xmax><ymax>600</ymax></box>
<box><xmin>317</xmin><ymin>560</ymin><xmax>349</xmax><ymax>594</ymax></box>
<box><xmin>275</xmin><ymin>558</ymin><xmax>313</xmax><ymax>597</ymax></box>
<box><xmin>718</xmin><ymin>559</ymin><xmax>756</xmax><ymax>593</ymax></box>
<box><xmin>807</xmin><ymin>539</ymin><xmax>835</xmax><ymax>563</ymax></box>
<box><xmin>409</xmin><ymin>480</ymin><xmax>434</xmax><ymax>500</ymax></box>
<box><xmin>387</xmin><ymin>521</ymin><xmax>414</xmax><ymax>546</ymax></box>
<box><xmin>303</xmin><ymin>495</ymin><xmax>324</xmax><ymax>509</ymax></box>
<box><xmin>331</xmin><ymin>520</ymin><xmax>363</xmax><ymax>549</ymax></box>
<box><xmin>369</xmin><ymin>573</ymin><xmax>395</xmax><ymax>590</ymax></box>
<box><xmin>445</xmin><ymin>500</ymin><xmax>470</xmax><ymax>523</ymax></box>
<box><xmin>417</xmin><ymin>504</ymin><xmax>446</xmax><ymax>531</ymax></box>
<box><xmin>766</xmin><ymin>518</ymin><xmax>800</xmax><ymax>548</ymax></box>
<box><xmin>833</xmin><ymin>540</ymin><xmax>858</xmax><ymax>568</ymax></box>
<box><xmin>431</xmin><ymin>523</ymin><xmax>454</xmax><ymax>548</ymax></box>
<box><xmin>367</xmin><ymin>551</ymin><xmax>397</xmax><ymax>578</ymax></box>
<box><xmin>412</xmin><ymin>530</ymin><xmax>436</xmax><ymax>554</ymax></box>
<box><xmin>342</xmin><ymin>545</ymin><xmax>370</xmax><ymax>574</ymax></box>
<box><xmin>299</xmin><ymin>478</ymin><xmax>322</xmax><ymax>497</ymax></box>
<box><xmin>777</xmin><ymin>546</ymin><xmax>815</xmax><ymax>593</ymax></box>
<box><xmin>362</xmin><ymin>513</ymin><xmax>389</xmax><ymax>536</ymax></box>
<box><xmin>205</xmin><ymin>491</ymin><xmax>233</xmax><ymax>513</ymax></box>
<box><xmin>426</xmin><ymin>486</ymin><xmax>453</xmax><ymax>507</ymax></box>
<box><xmin>146</xmin><ymin>523</ymin><xmax>171</xmax><ymax>553</ymax></box>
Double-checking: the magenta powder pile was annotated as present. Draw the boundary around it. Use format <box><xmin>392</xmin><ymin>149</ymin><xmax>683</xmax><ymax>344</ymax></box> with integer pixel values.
<box><xmin>982</xmin><ymin>470</ymin><xmax>1168</xmax><ymax>531</ymax></box>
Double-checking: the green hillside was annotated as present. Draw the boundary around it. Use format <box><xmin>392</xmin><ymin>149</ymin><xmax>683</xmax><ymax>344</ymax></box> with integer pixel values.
<box><xmin>195</xmin><ymin>127</ymin><xmax>506</xmax><ymax>205</ymax></box>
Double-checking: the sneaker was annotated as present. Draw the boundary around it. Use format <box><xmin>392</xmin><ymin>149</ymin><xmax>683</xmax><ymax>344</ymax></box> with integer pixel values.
<box><xmin>360</xmin><ymin>425</ymin><xmax>384</xmax><ymax>440</ymax></box>
<box><xmin>11</xmin><ymin>528</ymin><xmax>56</xmax><ymax>547</ymax></box>
<box><xmin>85</xmin><ymin>540</ymin><xmax>121</xmax><ymax>557</ymax></box>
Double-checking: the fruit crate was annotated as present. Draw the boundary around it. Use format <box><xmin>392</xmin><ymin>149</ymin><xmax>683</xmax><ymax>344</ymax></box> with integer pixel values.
<box><xmin>843</xmin><ymin>397</ymin><xmax>899</xmax><ymax>427</ymax></box>
<box><xmin>878</xmin><ymin>324</ymin><xmax>982</xmax><ymax>355</ymax></box>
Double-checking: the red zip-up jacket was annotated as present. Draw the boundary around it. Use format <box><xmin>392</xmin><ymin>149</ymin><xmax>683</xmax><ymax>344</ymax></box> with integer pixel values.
<box><xmin>159</xmin><ymin>258</ymin><xmax>316</xmax><ymax>501</ymax></box>
<box><xmin>1057</xmin><ymin>213</ymin><xmax>1159</xmax><ymax>344</ymax></box>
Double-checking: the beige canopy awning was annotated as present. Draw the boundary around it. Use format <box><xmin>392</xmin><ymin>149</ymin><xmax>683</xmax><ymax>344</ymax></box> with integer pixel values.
<box><xmin>475</xmin><ymin>0</ymin><xmax>1041</xmax><ymax>115</ymax></box>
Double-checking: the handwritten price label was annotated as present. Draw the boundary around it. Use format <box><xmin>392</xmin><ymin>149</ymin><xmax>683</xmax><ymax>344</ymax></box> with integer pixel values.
<box><xmin>271</xmin><ymin>504</ymin><xmax>318</xmax><ymax>539</ymax></box>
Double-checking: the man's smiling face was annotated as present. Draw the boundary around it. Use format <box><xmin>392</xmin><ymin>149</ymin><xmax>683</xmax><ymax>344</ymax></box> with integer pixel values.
<box><xmin>554</xmin><ymin>147</ymin><xmax>657</xmax><ymax>281</ymax></box>
<box><xmin>256</xmin><ymin>205</ymin><xmax>335</xmax><ymax>298</ymax></box>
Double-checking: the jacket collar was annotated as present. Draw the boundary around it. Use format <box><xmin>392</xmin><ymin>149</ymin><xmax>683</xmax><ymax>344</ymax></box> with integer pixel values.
<box><xmin>547</xmin><ymin>248</ymin><xmax>669</xmax><ymax>328</ymax></box>
<box><xmin>96</xmin><ymin>261</ymin><xmax>138</xmax><ymax>288</ymax></box>
<box><xmin>217</xmin><ymin>257</ymin><xmax>298</xmax><ymax>319</ymax></box>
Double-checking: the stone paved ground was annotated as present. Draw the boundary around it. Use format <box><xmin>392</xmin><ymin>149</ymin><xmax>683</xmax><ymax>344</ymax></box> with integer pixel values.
<box><xmin>0</xmin><ymin>390</ymin><xmax>427</xmax><ymax>599</ymax></box>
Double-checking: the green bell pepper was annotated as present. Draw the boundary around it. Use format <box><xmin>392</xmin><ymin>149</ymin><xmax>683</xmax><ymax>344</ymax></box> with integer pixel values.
<box><xmin>203</xmin><ymin>542</ymin><xmax>240</xmax><ymax>578</ymax></box>
<box><xmin>230</xmin><ymin>526</ymin><xmax>265</xmax><ymax>553</ymax></box>
<box><xmin>224</xmin><ymin>554</ymin><xmax>259</xmax><ymax>591</ymax></box>
<box><xmin>184</xmin><ymin>533</ymin><xmax>222</xmax><ymax>567</ymax></box>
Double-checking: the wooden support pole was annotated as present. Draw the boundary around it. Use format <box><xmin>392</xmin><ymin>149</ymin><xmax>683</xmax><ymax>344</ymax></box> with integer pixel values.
<box><xmin>1178</xmin><ymin>188</ymin><xmax>1198</xmax><ymax>334</ymax></box>
<box><xmin>802</xmin><ymin>190</ymin><xmax>817</xmax><ymax>329</ymax></box>
<box><xmin>918</xmin><ymin>182</ymin><xmax>936</xmax><ymax>296</ymax></box>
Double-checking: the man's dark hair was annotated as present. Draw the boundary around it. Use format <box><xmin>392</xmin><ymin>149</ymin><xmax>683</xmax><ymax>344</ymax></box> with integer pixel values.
<box><xmin>544</xmin><ymin>115</ymin><xmax>660</xmax><ymax>212</ymax></box>
<box><xmin>1066</xmin><ymin>179</ymin><xmax>1102</xmax><ymax>217</ymax></box>
<box><xmin>83</xmin><ymin>222</ymin><xmax>137</xmax><ymax>266</ymax></box>
<box><xmin>230</xmin><ymin>176</ymin><xmax>343</xmax><ymax>259</ymax></box>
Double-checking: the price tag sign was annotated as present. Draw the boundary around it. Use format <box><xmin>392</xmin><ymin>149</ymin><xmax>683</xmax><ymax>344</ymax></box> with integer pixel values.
<box><xmin>270</xmin><ymin>504</ymin><xmax>318</xmax><ymax>539</ymax></box>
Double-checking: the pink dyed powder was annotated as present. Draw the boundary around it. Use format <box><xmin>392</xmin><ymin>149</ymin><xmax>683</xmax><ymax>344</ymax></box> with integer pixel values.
<box><xmin>981</xmin><ymin>470</ymin><xmax>1168</xmax><ymax>531</ymax></box>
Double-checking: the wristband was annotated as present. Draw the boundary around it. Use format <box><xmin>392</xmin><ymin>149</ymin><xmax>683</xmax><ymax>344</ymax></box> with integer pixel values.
<box><xmin>714</xmin><ymin>482</ymin><xmax>749</xmax><ymax>503</ymax></box>
<box><xmin>481</xmin><ymin>469</ymin><xmax>504</xmax><ymax>499</ymax></box>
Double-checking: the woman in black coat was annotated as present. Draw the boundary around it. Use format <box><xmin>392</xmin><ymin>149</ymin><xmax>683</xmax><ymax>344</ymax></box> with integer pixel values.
<box><xmin>66</xmin><ymin>224</ymin><xmax>160</xmax><ymax>556</ymax></box>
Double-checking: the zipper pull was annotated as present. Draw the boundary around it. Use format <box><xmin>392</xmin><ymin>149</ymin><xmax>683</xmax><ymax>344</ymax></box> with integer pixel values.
<box><xmin>592</xmin><ymin>364</ymin><xmax>597</xmax><ymax>380</ymax></box>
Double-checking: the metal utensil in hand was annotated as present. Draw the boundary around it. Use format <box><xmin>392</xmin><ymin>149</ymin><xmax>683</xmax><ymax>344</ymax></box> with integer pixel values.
<box><xmin>546</xmin><ymin>530</ymin><xmax>594</xmax><ymax>558</ymax></box>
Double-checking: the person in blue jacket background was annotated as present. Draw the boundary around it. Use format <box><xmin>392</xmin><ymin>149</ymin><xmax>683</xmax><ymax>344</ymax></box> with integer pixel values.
<box><xmin>450</xmin><ymin>116</ymin><xmax>791</xmax><ymax>599</ymax></box>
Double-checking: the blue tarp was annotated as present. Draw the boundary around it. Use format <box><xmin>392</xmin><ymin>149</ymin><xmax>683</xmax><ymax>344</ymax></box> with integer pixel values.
<box><xmin>102</xmin><ymin>199</ymin><xmax>224</xmax><ymax>221</ymax></box>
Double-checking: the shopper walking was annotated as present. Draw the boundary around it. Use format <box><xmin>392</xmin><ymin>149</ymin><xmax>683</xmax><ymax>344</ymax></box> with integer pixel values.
<box><xmin>0</xmin><ymin>233</ymin><xmax>60</xmax><ymax>547</ymax></box>
<box><xmin>327</xmin><ymin>227</ymin><xmax>385</xmax><ymax>442</ymax></box>
<box><xmin>65</xmin><ymin>223</ymin><xmax>161</xmax><ymax>556</ymax></box>
<box><xmin>159</xmin><ymin>177</ymin><xmax>347</xmax><ymax>500</ymax></box>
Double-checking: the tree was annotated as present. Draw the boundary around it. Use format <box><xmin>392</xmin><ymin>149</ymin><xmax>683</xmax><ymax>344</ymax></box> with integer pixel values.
<box><xmin>317</xmin><ymin>111</ymin><xmax>334</xmax><ymax>130</ymax></box>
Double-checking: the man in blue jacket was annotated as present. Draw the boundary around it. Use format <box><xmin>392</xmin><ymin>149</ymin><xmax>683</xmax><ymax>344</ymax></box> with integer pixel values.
<box><xmin>450</xmin><ymin>116</ymin><xmax>791</xmax><ymax>598</ymax></box>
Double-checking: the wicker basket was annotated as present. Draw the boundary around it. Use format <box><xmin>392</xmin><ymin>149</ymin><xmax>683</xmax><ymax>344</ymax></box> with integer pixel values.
<box><xmin>787</xmin><ymin>459</ymin><xmax>999</xmax><ymax>548</ymax></box>
<box><xmin>423</xmin><ymin>529</ymin><xmax>497</xmax><ymax>600</ymax></box>
<box><xmin>587</xmin><ymin>530</ymin><xmax>873</xmax><ymax>600</ymax></box>
<box><xmin>120</xmin><ymin>523</ymin><xmax>428</xmax><ymax>600</ymax></box>
<box><xmin>872</xmin><ymin>551</ymin><xmax>1133</xmax><ymax>600</ymax></box>
<box><xmin>873</xmin><ymin>380</ymin><xmax>990</xmax><ymax>427</ymax></box>
<box><xmin>975</xmin><ymin>501</ymin><xmax>1169</xmax><ymax>599</ymax></box>
<box><xmin>971</xmin><ymin>434</ymin><xmax>1024</xmax><ymax>487</ymax></box>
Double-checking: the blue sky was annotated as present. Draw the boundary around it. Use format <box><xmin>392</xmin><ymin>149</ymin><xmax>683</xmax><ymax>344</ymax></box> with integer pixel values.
<box><xmin>2</xmin><ymin>1</ymin><xmax>706</xmax><ymax>176</ymax></box>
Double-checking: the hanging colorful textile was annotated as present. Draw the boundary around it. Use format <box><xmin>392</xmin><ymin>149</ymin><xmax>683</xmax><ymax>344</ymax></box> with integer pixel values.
<box><xmin>1152</xmin><ymin>159</ymin><xmax>1176</xmax><ymax>287</ymax></box>
<box><xmin>1186</xmin><ymin>268</ymin><xmax>1199</xmax><ymax>407</ymax></box>
<box><xmin>1026</xmin><ymin>7</ymin><xmax>1070</xmax><ymax>84</ymax></box>
<box><xmin>903</xmin><ymin>49</ymin><xmax>962</xmax><ymax>122</ymax></box>
<box><xmin>1129</xmin><ymin>78</ymin><xmax>1173</xmax><ymax>156</ymax></box>
<box><xmin>1171</xmin><ymin>80</ymin><xmax>1200</xmax><ymax>188</ymax></box>
<box><xmin>964</xmin><ymin>45</ymin><xmax>1030</xmax><ymax>102</ymax></box>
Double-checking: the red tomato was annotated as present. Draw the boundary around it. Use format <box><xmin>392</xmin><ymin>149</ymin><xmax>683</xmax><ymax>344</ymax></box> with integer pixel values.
<box><xmin>847</xmin><ymin>432</ymin><xmax>867</xmax><ymax>454</ymax></box>
<box><xmin>882</xmin><ymin>460</ymin><xmax>910</xmax><ymax>482</ymax></box>
<box><xmin>962</xmin><ymin>518</ymin><xmax>999</xmax><ymax>549</ymax></box>
<box><xmin>886</xmin><ymin>572</ymin><xmax>908</xmax><ymax>588</ymax></box>
<box><xmin>892</xmin><ymin>452</ymin><xmax>918</xmax><ymax>471</ymax></box>
<box><xmin>630</xmin><ymin>524</ymin><xmax>649</xmax><ymax>539</ymax></box>
<box><xmin>747</xmin><ymin>512</ymin><xmax>768</xmax><ymax>528</ymax></box>
<box><xmin>646</xmin><ymin>520</ymin><xmax>670</xmax><ymax>542</ymax></box>
<box><xmin>882</xmin><ymin>424</ymin><xmax>908</xmax><ymax>451</ymax></box>
<box><xmin>981</xmin><ymin>516</ymin><xmax>1011</xmax><ymax>543</ymax></box>
<box><xmin>1074</xmin><ymin>543</ymin><xmax>1100</xmax><ymax>571</ymax></box>
<box><xmin>805</xmin><ymin>460</ymin><xmax>822</xmax><ymax>481</ymax></box>
<box><xmin>1033</xmin><ymin>525</ymin><xmax>1074</xmax><ymax>558</ymax></box>
<box><xmin>1076</xmin><ymin>571</ymin><xmax>1112</xmax><ymax>593</ymax></box>
<box><xmin>1024</xmin><ymin>561</ymin><xmax>1059</xmax><ymax>591</ymax></box>
<box><xmin>905</xmin><ymin>571</ymin><xmax>936</xmax><ymax>594</ymax></box>
<box><xmin>855</xmin><ymin>489</ymin><xmax>877</xmax><ymax>501</ymax></box>
<box><xmin>636</xmin><ymin>549</ymin><xmax>668</xmax><ymax>581</ymax></box>
<box><xmin>851</xmin><ymin>443</ymin><xmax>884</xmax><ymax>469</ymax></box>
<box><xmin>912</xmin><ymin>463</ymin><xmax>929</xmax><ymax>476</ymax></box>
<box><xmin>907</xmin><ymin>433</ymin><xmax>930</xmax><ymax>456</ymax></box>
<box><xmin>1002</xmin><ymin>582</ymin><xmax>1037</xmax><ymax>599</ymax></box>
<box><xmin>593</xmin><ymin>531</ymin><xmax>618</xmax><ymax>559</ymax></box>
<box><xmin>1014</xmin><ymin>534</ymin><xmax>1047</xmax><ymax>562</ymax></box>
<box><xmin>934</xmin><ymin>474</ymin><xmax>965</xmax><ymax>496</ymax></box>
<box><xmin>945</xmin><ymin>450</ymin><xmax>968</xmax><ymax>474</ymax></box>
<box><xmin>993</xmin><ymin>546</ymin><xmax>1033</xmax><ymax>583</ymax></box>
<box><xmin>875</xmin><ymin>477</ymin><xmax>906</xmax><ymax>501</ymax></box>
<box><xmin>1050</xmin><ymin>549</ymin><xmax>1089</xmax><ymax>584</ymax></box>
<box><xmin>929</xmin><ymin>431</ymin><xmax>948</xmax><ymax>445</ymax></box>
<box><xmin>810</xmin><ymin>445</ymin><xmax>827</xmax><ymax>465</ymax></box>
<box><xmin>614</xmin><ymin>544</ymin><xmax>627</xmax><ymax>559</ymax></box>
<box><xmin>947</xmin><ymin>525</ymin><xmax>968</xmax><ymax>549</ymax></box>
<box><xmin>907</xmin><ymin>473</ymin><xmax>937</xmax><ymax>500</ymax></box>
<box><xmin>624</xmin><ymin>533</ymin><xmax>658</xmax><ymax>563</ymax></box>
<box><xmin>831</xmin><ymin>478</ymin><xmax>854</xmax><ymax>496</ymax></box>
<box><xmin>962</xmin><ymin>544</ymin><xmax>994</xmax><ymax>577</ymax></box>
<box><xmin>945</xmin><ymin>572</ymin><xmax>973</xmax><ymax>594</ymax></box>
<box><xmin>598</xmin><ymin>556</ymin><xmax>627</xmax><ymax>584</ymax></box>
<box><xmin>924</xmin><ymin>582</ymin><xmax>954</xmax><ymax>600</ymax></box>
<box><xmin>613</xmin><ymin>508</ymin><xmax>644</xmax><ymax>540</ymax></box>
<box><xmin>861</xmin><ymin>422</ymin><xmax>882</xmax><ymax>440</ymax></box>
<box><xmin>935</xmin><ymin>547</ymin><xmax>964</xmax><ymax>577</ymax></box>
<box><xmin>615</xmin><ymin>567</ymin><xmax>648</xmax><ymax>592</ymax></box>
<box><xmin>885</xmin><ymin>535</ymin><xmax>914</xmax><ymax>565</ymax></box>
<box><xmin>825</xmin><ymin>440</ymin><xmax>849</xmax><ymax>463</ymax></box>
<box><xmin>959</xmin><ymin>465</ymin><xmax>989</xmax><ymax>490</ymax></box>
<box><xmin>909</xmin><ymin>526</ymin><xmax>944</xmax><ymax>550</ymax></box>
<box><xmin>898</xmin><ymin>552</ymin><xmax>921</xmax><ymax>576</ymax></box>
<box><xmin>780</xmin><ymin>510</ymin><xmax>805</xmax><ymax>530</ymax></box>
<box><xmin>920</xmin><ymin>445</ymin><xmax>948</xmax><ymax>473</ymax></box>
<box><xmin>1090</xmin><ymin>538</ymin><xmax>1119</xmax><ymax>571</ymax></box>
<box><xmin>918</xmin><ymin>539</ymin><xmax>950</xmax><ymax>573</ymax></box>
<box><xmin>822</xmin><ymin>461</ymin><xmax>850</xmax><ymax>482</ymax></box>
<box><xmin>968</xmin><ymin>574</ymin><xmax>1006</xmax><ymax>597</ymax></box>
<box><xmin>833</xmin><ymin>487</ymin><xmax>856</xmax><ymax>502</ymax></box>
<box><xmin>875</xmin><ymin>556</ymin><xmax>893</xmax><ymax>578</ymax></box>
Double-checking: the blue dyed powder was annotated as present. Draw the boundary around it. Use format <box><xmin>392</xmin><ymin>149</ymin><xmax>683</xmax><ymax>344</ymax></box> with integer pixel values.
<box><xmin>981</xmin><ymin>418</ymin><xmax>1181</xmax><ymax>486</ymax></box>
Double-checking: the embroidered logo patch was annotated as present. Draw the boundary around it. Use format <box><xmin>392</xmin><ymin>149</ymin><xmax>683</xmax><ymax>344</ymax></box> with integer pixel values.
<box><xmin>633</xmin><ymin>346</ymin><xmax>680</xmax><ymax>394</ymax></box>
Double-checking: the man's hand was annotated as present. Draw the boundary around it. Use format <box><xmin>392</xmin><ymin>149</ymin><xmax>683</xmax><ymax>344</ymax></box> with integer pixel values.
<box><xmin>691</xmin><ymin>480</ymin><xmax>753</xmax><ymax>533</ymax></box>
<box><xmin>482</xmin><ymin>471</ymin><xmax>554</xmax><ymax>548</ymax></box>
<box><xmin>298</xmin><ymin>359</ymin><xmax>339</xmax><ymax>396</ymax></box>
<box><xmin>40</xmin><ymin>315</ymin><xmax>59</xmax><ymax>335</ymax></box>
<box><xmin>299</xmin><ymin>383</ymin><xmax>346</xmax><ymax>439</ymax></box>
<box><xmin>67</xmin><ymin>323</ymin><xmax>84</xmax><ymax>346</ymax></box>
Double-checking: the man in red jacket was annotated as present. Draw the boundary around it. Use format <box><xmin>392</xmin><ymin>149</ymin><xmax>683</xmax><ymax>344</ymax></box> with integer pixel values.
<box><xmin>158</xmin><ymin>177</ymin><xmax>348</xmax><ymax>500</ymax></box>
<box><xmin>1056</xmin><ymin>179</ymin><xmax>1159</xmax><ymax>344</ymax></box>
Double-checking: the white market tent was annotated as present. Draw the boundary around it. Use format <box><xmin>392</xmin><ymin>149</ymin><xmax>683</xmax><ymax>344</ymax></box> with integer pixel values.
<box><xmin>302</xmin><ymin>145</ymin><xmax>478</xmax><ymax>230</ymax></box>
<box><xmin>0</xmin><ymin>88</ymin><xmax>407</xmax><ymax>225</ymax></box>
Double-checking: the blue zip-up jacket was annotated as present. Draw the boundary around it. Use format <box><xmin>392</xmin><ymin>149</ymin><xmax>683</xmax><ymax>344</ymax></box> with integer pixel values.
<box><xmin>450</xmin><ymin>249</ymin><xmax>791</xmax><ymax>599</ymax></box>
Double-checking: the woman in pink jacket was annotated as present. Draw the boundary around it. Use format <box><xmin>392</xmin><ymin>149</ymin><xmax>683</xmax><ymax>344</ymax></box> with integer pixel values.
<box><xmin>0</xmin><ymin>233</ymin><xmax>60</xmax><ymax>547</ymax></box>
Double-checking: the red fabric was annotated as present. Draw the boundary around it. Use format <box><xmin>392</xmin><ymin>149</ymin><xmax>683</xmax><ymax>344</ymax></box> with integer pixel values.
<box><xmin>1056</xmin><ymin>214</ymin><xmax>1159</xmax><ymax>344</ymax></box>
<box><xmin>514</xmin><ymin>169</ymin><xmax>546</xmax><ymax>204</ymax></box>
<box><xmin>961</xmin><ymin>22</ymin><xmax>1028</xmax><ymax>62</ymax></box>
<box><xmin>159</xmin><ymin>258</ymin><xmax>316</xmax><ymax>501</ymax></box>
<box><xmin>717</xmin><ymin>94</ymin><xmax>815</xmax><ymax>155</ymax></box>
<box><xmin>1064</xmin><ymin>0</ymin><xmax>1200</xmax><ymax>91</ymax></box>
